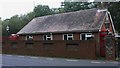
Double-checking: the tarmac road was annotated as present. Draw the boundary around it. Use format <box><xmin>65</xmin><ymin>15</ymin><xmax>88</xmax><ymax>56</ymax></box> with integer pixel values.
<box><xmin>1</xmin><ymin>54</ymin><xmax>119</xmax><ymax>66</ymax></box>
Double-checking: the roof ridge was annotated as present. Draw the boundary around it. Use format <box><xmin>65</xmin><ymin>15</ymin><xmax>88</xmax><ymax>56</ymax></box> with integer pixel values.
<box><xmin>34</xmin><ymin>8</ymin><xmax>98</xmax><ymax>20</ymax></box>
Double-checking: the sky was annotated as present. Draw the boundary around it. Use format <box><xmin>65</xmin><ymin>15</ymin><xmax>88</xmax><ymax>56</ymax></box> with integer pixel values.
<box><xmin>0</xmin><ymin>0</ymin><xmax>64</xmax><ymax>20</ymax></box>
<box><xmin>1</xmin><ymin>0</ymin><xmax>119</xmax><ymax>20</ymax></box>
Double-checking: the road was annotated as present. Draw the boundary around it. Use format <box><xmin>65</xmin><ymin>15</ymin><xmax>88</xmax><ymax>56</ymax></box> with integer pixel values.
<box><xmin>1</xmin><ymin>54</ymin><xmax>119</xmax><ymax>66</ymax></box>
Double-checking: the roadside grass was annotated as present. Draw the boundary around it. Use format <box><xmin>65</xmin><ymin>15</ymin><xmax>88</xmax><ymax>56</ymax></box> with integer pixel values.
<box><xmin>115</xmin><ymin>57</ymin><xmax>120</xmax><ymax>61</ymax></box>
<box><xmin>97</xmin><ymin>56</ymin><xmax>120</xmax><ymax>61</ymax></box>
<box><xmin>97</xmin><ymin>57</ymin><xmax>105</xmax><ymax>61</ymax></box>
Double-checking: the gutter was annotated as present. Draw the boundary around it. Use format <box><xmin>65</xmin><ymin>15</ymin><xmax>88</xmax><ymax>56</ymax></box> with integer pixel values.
<box><xmin>17</xmin><ymin>29</ymin><xmax>99</xmax><ymax>35</ymax></box>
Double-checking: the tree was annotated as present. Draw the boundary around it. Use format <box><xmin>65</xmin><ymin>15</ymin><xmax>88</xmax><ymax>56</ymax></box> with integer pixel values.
<box><xmin>61</xmin><ymin>1</ymin><xmax>120</xmax><ymax>33</ymax></box>
<box><xmin>2</xmin><ymin>19</ymin><xmax>10</xmax><ymax>36</ymax></box>
<box><xmin>2</xmin><ymin>4</ymin><xmax>54</xmax><ymax>36</ymax></box>
<box><xmin>33</xmin><ymin>5</ymin><xmax>53</xmax><ymax>17</ymax></box>
<box><xmin>92</xmin><ymin>2</ymin><xmax>120</xmax><ymax>33</ymax></box>
<box><xmin>61</xmin><ymin>2</ymin><xmax>97</xmax><ymax>12</ymax></box>
<box><xmin>0</xmin><ymin>18</ymin><xmax>2</xmax><ymax>36</ymax></box>
<box><xmin>2</xmin><ymin>13</ymin><xmax>34</xmax><ymax>36</ymax></box>
<box><xmin>108</xmin><ymin>2</ymin><xmax>120</xmax><ymax>33</ymax></box>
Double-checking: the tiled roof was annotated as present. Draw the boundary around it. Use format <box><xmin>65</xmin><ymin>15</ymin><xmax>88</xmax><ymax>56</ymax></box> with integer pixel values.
<box><xmin>17</xmin><ymin>8</ymin><xmax>107</xmax><ymax>34</ymax></box>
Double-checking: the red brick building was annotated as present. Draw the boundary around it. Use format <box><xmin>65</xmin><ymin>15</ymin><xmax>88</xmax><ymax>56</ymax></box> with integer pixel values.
<box><xmin>3</xmin><ymin>8</ymin><xmax>116</xmax><ymax>59</ymax></box>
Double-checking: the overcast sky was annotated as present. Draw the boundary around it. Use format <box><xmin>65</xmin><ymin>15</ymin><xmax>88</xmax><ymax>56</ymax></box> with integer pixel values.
<box><xmin>0</xmin><ymin>0</ymin><xmax>64</xmax><ymax>20</ymax></box>
<box><xmin>1</xmin><ymin>0</ymin><xmax>119</xmax><ymax>20</ymax></box>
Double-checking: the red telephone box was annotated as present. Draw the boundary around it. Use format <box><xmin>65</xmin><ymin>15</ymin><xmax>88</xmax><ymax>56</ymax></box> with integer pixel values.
<box><xmin>100</xmin><ymin>31</ymin><xmax>107</xmax><ymax>57</ymax></box>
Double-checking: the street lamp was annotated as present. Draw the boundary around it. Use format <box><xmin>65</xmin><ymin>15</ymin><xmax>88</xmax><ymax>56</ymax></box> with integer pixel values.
<box><xmin>6</xmin><ymin>25</ymin><xmax>9</xmax><ymax>32</ymax></box>
<box><xmin>6</xmin><ymin>25</ymin><xmax>10</xmax><ymax>36</ymax></box>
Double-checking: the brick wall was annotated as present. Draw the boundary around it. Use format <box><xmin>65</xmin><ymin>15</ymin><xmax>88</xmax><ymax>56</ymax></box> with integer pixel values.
<box><xmin>2</xmin><ymin>40</ymin><xmax>97</xmax><ymax>59</ymax></box>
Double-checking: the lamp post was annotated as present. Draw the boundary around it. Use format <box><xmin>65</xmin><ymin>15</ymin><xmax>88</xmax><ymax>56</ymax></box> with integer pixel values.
<box><xmin>6</xmin><ymin>25</ymin><xmax>10</xmax><ymax>37</ymax></box>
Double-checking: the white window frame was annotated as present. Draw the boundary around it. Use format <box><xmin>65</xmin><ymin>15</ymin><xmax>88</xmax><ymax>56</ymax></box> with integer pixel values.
<box><xmin>26</xmin><ymin>35</ymin><xmax>33</xmax><ymax>40</ymax></box>
<box><xmin>80</xmin><ymin>33</ymin><xmax>93</xmax><ymax>40</ymax></box>
<box><xmin>63</xmin><ymin>34</ymin><xmax>74</xmax><ymax>40</ymax></box>
<box><xmin>43</xmin><ymin>34</ymin><xmax>53</xmax><ymax>40</ymax></box>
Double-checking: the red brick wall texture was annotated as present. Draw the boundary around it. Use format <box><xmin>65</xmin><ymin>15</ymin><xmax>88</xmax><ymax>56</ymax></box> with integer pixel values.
<box><xmin>2</xmin><ymin>33</ymin><xmax>99</xmax><ymax>59</ymax></box>
<box><xmin>2</xmin><ymin>40</ymin><xmax>97</xmax><ymax>59</ymax></box>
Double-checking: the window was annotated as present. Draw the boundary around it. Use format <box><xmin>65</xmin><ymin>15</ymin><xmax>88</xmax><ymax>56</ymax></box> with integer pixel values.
<box><xmin>26</xmin><ymin>35</ymin><xmax>33</xmax><ymax>40</ymax></box>
<box><xmin>43</xmin><ymin>43</ymin><xmax>53</xmax><ymax>50</ymax></box>
<box><xmin>66</xmin><ymin>43</ymin><xmax>79</xmax><ymax>51</ymax></box>
<box><xmin>11</xmin><ymin>42</ymin><xmax>17</xmax><ymax>48</ymax></box>
<box><xmin>63</xmin><ymin>34</ymin><xmax>73</xmax><ymax>40</ymax></box>
<box><xmin>80</xmin><ymin>33</ymin><xmax>94</xmax><ymax>40</ymax></box>
<box><xmin>26</xmin><ymin>43</ymin><xmax>33</xmax><ymax>49</ymax></box>
<box><xmin>43</xmin><ymin>34</ymin><xmax>52</xmax><ymax>40</ymax></box>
